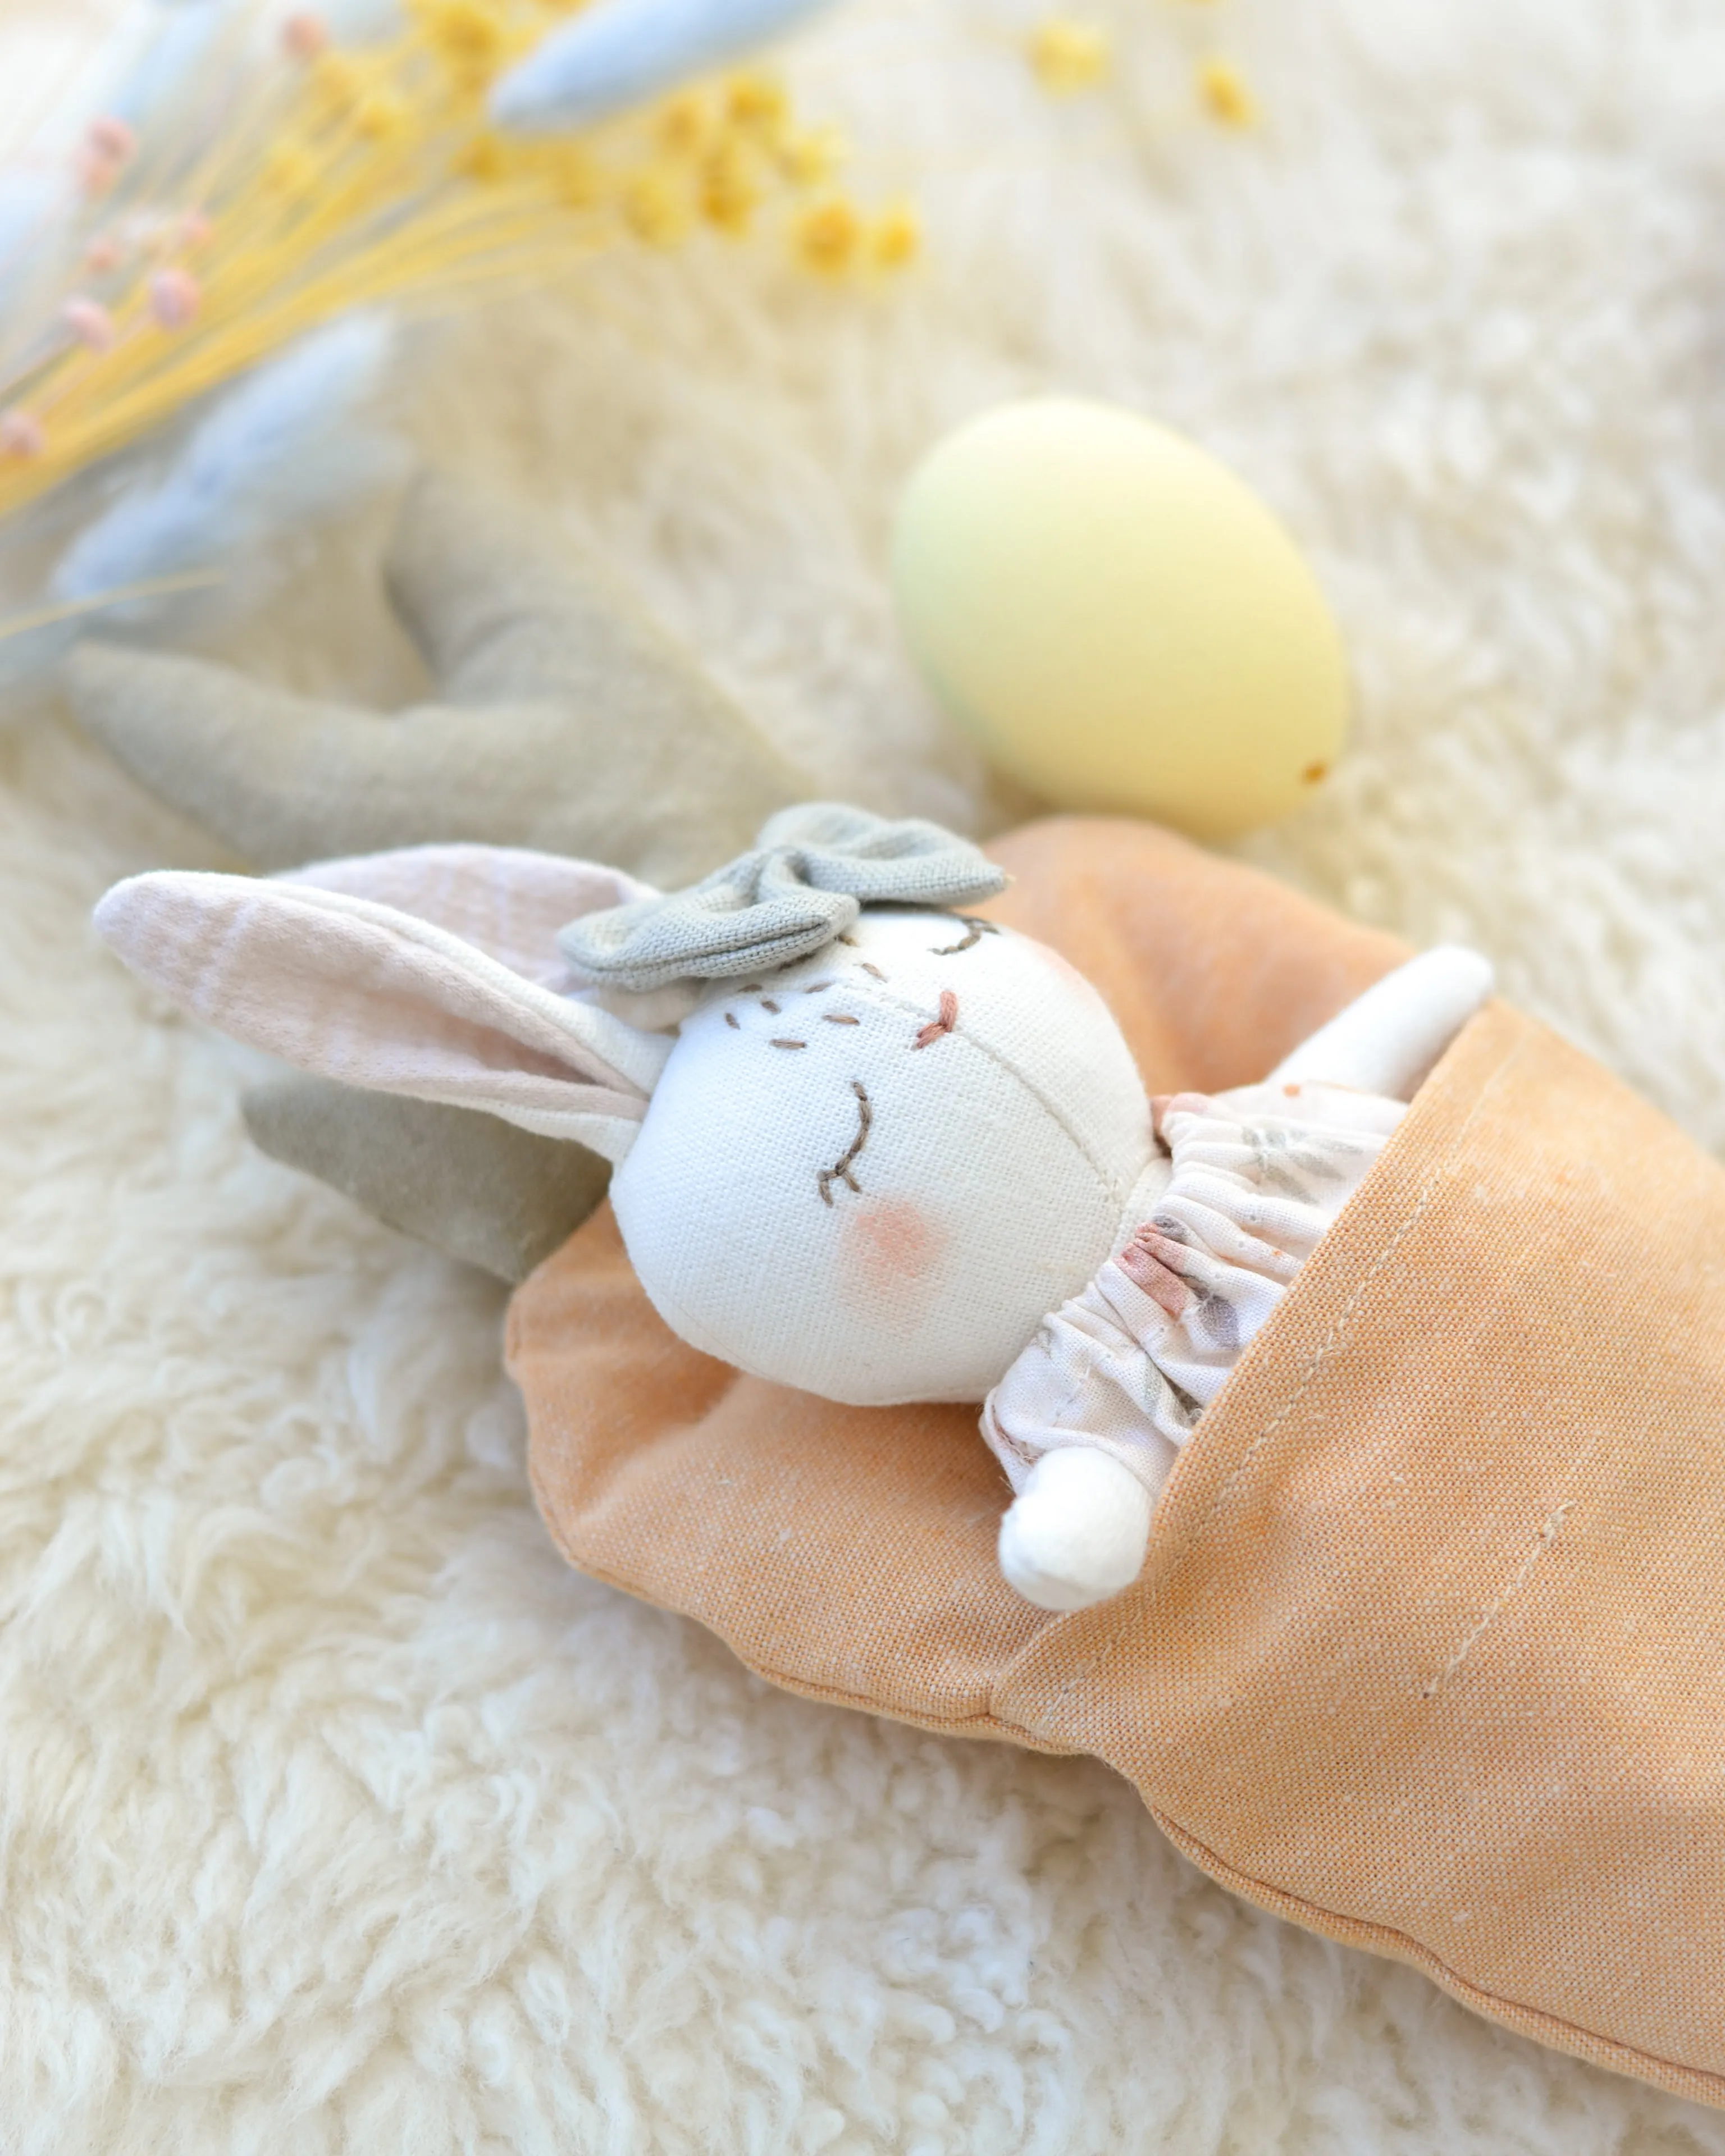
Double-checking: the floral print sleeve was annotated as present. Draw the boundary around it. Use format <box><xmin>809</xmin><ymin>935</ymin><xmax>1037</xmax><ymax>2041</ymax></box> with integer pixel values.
<box><xmin>982</xmin><ymin>1081</ymin><xmax>1408</xmax><ymax>1503</ymax></box>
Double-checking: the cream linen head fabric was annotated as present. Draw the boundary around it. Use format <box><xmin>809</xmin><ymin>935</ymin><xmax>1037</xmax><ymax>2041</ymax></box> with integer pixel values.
<box><xmin>93</xmin><ymin>817</ymin><xmax>1156</xmax><ymax>1409</ymax></box>
<box><xmin>611</xmin><ymin>906</ymin><xmax>1152</xmax><ymax>1404</ymax></box>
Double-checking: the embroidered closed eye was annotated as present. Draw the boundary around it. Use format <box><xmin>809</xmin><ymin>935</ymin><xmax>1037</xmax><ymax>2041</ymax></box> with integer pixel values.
<box><xmin>818</xmin><ymin>1081</ymin><xmax>873</xmax><ymax>1207</ymax></box>
<box><xmin>929</xmin><ymin>916</ymin><xmax>1000</xmax><ymax>957</ymax></box>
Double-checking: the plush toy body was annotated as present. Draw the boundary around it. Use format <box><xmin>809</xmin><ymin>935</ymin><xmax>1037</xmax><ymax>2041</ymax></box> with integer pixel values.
<box><xmin>94</xmin><ymin>805</ymin><xmax>1490</xmax><ymax>1611</ymax></box>
<box><xmin>98</xmin><ymin>811</ymin><xmax>1725</xmax><ymax>2104</ymax></box>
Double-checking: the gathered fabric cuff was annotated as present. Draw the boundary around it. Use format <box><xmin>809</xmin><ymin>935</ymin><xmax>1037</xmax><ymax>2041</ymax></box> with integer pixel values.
<box><xmin>983</xmin><ymin>1080</ymin><xmax>1408</xmax><ymax>1502</ymax></box>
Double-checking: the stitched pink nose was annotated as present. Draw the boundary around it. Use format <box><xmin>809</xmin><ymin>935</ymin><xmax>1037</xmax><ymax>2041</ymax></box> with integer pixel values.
<box><xmin>913</xmin><ymin>990</ymin><xmax>959</xmax><ymax>1049</ymax></box>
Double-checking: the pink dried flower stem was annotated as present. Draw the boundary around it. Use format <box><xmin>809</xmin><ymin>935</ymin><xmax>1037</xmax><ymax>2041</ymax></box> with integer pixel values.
<box><xmin>148</xmin><ymin>268</ymin><xmax>202</xmax><ymax>327</ymax></box>
<box><xmin>0</xmin><ymin>410</ymin><xmax>47</xmax><ymax>459</ymax></box>
<box><xmin>22</xmin><ymin>215</ymin><xmax>218</xmax><ymax>428</ymax></box>
<box><xmin>282</xmin><ymin>13</ymin><xmax>328</xmax><ymax>60</ymax></box>
<box><xmin>86</xmin><ymin>116</ymin><xmax>138</xmax><ymax>163</ymax></box>
<box><xmin>62</xmin><ymin>299</ymin><xmax>117</xmax><ymax>353</ymax></box>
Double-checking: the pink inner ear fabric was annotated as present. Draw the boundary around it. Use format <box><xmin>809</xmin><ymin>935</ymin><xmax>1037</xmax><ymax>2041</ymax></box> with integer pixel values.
<box><xmin>282</xmin><ymin>844</ymin><xmax>650</xmax><ymax>989</ymax></box>
<box><xmin>98</xmin><ymin>871</ymin><xmax>649</xmax><ymax>1125</ymax></box>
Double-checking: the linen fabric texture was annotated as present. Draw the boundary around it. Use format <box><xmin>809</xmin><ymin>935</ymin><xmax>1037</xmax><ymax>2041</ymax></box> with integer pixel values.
<box><xmin>982</xmin><ymin>1081</ymin><xmax>1407</xmax><ymax>1502</ymax></box>
<box><xmin>93</xmin><ymin>845</ymin><xmax>673</xmax><ymax>1159</ymax></box>
<box><xmin>64</xmin><ymin>472</ymin><xmax>805</xmax><ymax>885</ymax></box>
<box><xmin>508</xmin><ymin>816</ymin><xmax>1725</xmax><ymax>2108</ymax></box>
<box><xmin>241</xmin><ymin>1077</ymin><xmax>613</xmax><ymax>1284</ymax></box>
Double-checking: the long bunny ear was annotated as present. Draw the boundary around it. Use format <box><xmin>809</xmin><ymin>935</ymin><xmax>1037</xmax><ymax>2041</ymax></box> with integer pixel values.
<box><xmin>277</xmin><ymin>843</ymin><xmax>658</xmax><ymax>990</ymax></box>
<box><xmin>94</xmin><ymin>862</ymin><xmax>672</xmax><ymax>1163</ymax></box>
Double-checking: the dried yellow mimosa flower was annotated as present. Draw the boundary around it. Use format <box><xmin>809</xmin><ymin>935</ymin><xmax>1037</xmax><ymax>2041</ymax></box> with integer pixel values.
<box><xmin>1029</xmin><ymin>19</ymin><xmax>1111</xmax><ymax>95</ymax></box>
<box><xmin>701</xmin><ymin>138</ymin><xmax>761</xmax><ymax>233</ymax></box>
<box><xmin>871</xmin><ymin>202</ymin><xmax>920</xmax><ymax>271</ymax></box>
<box><xmin>624</xmin><ymin>169</ymin><xmax>690</xmax><ymax>247</ymax></box>
<box><xmin>0</xmin><ymin>0</ymin><xmax>922</xmax><ymax>532</ymax></box>
<box><xmin>1199</xmin><ymin>56</ymin><xmax>1257</xmax><ymax>127</ymax></box>
<box><xmin>795</xmin><ymin>195</ymin><xmax>862</xmax><ymax>276</ymax></box>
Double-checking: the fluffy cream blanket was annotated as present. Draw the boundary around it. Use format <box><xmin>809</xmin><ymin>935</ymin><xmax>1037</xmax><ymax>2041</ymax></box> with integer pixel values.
<box><xmin>4</xmin><ymin>1</ymin><xmax>1725</xmax><ymax>2149</ymax></box>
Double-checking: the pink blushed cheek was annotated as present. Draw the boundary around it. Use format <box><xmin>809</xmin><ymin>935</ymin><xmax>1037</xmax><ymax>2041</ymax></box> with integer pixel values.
<box><xmin>841</xmin><ymin>1197</ymin><xmax>946</xmax><ymax>1300</ymax></box>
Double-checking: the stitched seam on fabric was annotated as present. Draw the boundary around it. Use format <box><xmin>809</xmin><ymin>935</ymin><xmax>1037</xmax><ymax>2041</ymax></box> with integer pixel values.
<box><xmin>1147</xmin><ymin>1806</ymin><xmax>1725</xmax><ymax>2100</ymax></box>
<box><xmin>1420</xmin><ymin>1505</ymin><xmax>1572</xmax><ymax>1700</ymax></box>
<box><xmin>875</xmin><ymin>989</ymin><xmax>1139</xmax><ymax>1211</ymax></box>
<box><xmin>1176</xmin><ymin>1032</ymin><xmax>1527</xmax><ymax>1559</ymax></box>
<box><xmin>833</xmin><ymin>974</ymin><xmax>1140</xmax><ymax>1215</ymax></box>
<box><xmin>1035</xmin><ymin>1028</ymin><xmax>1527</xmax><ymax>1701</ymax></box>
<box><xmin>522</xmin><ymin>1405</ymin><xmax>1725</xmax><ymax>2098</ymax></box>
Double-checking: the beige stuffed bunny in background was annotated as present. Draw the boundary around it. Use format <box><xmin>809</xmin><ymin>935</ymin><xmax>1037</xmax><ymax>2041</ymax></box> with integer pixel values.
<box><xmin>65</xmin><ymin>471</ymin><xmax>811</xmax><ymax>1281</ymax></box>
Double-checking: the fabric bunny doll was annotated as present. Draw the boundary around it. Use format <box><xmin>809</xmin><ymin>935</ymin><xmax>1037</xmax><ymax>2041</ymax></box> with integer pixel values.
<box><xmin>94</xmin><ymin>804</ymin><xmax>1491</xmax><ymax>1613</ymax></box>
<box><xmin>94</xmin><ymin>806</ymin><xmax>1725</xmax><ymax>2103</ymax></box>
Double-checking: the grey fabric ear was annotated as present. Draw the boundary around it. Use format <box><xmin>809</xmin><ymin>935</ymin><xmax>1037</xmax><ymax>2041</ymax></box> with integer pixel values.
<box><xmin>67</xmin><ymin>471</ymin><xmax>811</xmax><ymax>1274</ymax></box>
<box><xmin>63</xmin><ymin>471</ymin><xmax>807</xmax><ymax>887</ymax></box>
<box><xmin>557</xmin><ymin>802</ymin><xmax>1010</xmax><ymax>990</ymax></box>
<box><xmin>244</xmin><ymin>1079</ymin><xmax>610</xmax><ymax>1283</ymax></box>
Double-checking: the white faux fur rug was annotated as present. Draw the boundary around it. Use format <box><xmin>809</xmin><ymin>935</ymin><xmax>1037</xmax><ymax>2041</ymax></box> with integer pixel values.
<box><xmin>6</xmin><ymin>2</ymin><xmax>1725</xmax><ymax>2149</ymax></box>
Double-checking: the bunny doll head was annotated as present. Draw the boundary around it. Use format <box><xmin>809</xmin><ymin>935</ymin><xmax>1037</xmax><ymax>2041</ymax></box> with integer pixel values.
<box><xmin>95</xmin><ymin>807</ymin><xmax>1155</xmax><ymax>1409</ymax></box>
<box><xmin>608</xmin><ymin>907</ymin><xmax>1151</xmax><ymax>1404</ymax></box>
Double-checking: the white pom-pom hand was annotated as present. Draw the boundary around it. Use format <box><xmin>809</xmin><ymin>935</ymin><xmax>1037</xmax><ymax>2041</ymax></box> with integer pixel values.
<box><xmin>997</xmin><ymin>1447</ymin><xmax>1154</xmax><ymax>1613</ymax></box>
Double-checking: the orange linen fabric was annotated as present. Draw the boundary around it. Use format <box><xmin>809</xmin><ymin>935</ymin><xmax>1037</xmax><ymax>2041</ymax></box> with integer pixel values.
<box><xmin>508</xmin><ymin>817</ymin><xmax>1725</xmax><ymax>2107</ymax></box>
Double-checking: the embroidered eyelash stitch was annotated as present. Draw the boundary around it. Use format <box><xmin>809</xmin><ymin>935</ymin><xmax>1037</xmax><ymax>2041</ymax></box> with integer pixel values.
<box><xmin>929</xmin><ymin>917</ymin><xmax>999</xmax><ymax>956</ymax></box>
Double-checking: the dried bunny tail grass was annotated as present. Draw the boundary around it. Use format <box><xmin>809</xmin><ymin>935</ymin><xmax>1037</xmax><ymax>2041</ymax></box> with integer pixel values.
<box><xmin>0</xmin><ymin>312</ymin><xmax>394</xmax><ymax>688</ymax></box>
<box><xmin>0</xmin><ymin>0</ymin><xmax>911</xmax><ymax>534</ymax></box>
<box><xmin>491</xmin><ymin>0</ymin><xmax>839</xmax><ymax>132</ymax></box>
<box><xmin>49</xmin><ymin>310</ymin><xmax>398</xmax><ymax>609</ymax></box>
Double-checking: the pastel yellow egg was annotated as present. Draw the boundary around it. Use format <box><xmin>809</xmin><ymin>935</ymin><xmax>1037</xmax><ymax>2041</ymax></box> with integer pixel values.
<box><xmin>891</xmin><ymin>399</ymin><xmax>1349</xmax><ymax>839</ymax></box>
